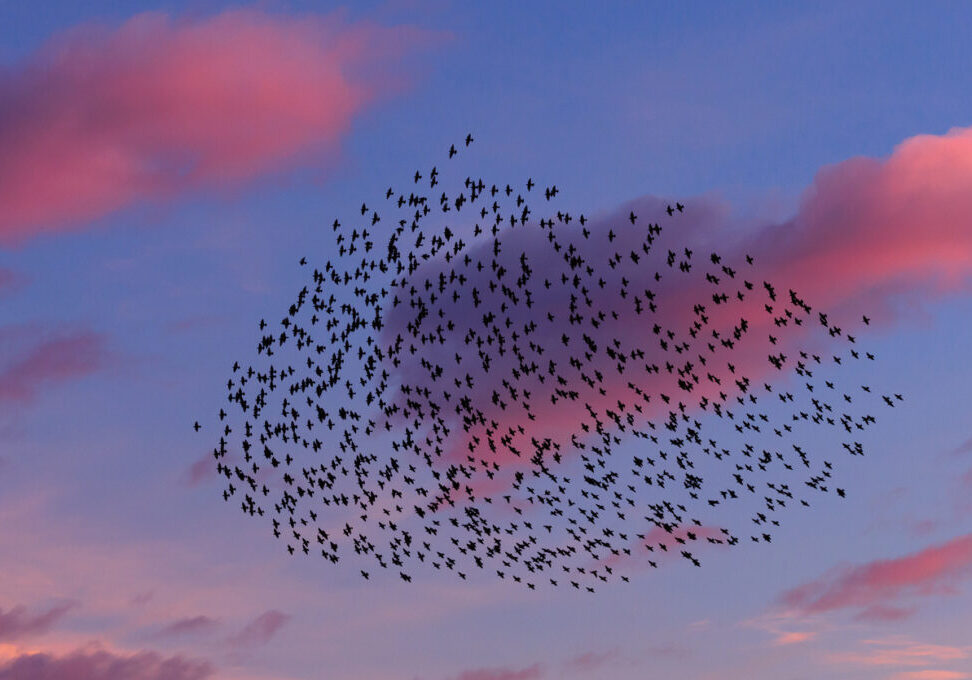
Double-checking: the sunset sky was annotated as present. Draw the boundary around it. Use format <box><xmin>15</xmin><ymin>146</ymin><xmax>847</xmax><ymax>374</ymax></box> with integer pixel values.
<box><xmin>1</xmin><ymin>2</ymin><xmax>972</xmax><ymax>680</ymax></box>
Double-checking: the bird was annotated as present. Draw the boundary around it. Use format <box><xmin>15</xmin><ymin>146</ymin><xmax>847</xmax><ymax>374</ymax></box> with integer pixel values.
<box><xmin>197</xmin><ymin>134</ymin><xmax>900</xmax><ymax>594</ymax></box>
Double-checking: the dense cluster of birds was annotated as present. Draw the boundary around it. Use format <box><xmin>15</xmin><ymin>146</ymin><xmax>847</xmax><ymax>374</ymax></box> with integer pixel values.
<box><xmin>198</xmin><ymin>135</ymin><xmax>901</xmax><ymax>591</ymax></box>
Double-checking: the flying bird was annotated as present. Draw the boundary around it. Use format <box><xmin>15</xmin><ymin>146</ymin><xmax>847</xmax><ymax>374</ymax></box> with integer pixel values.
<box><xmin>198</xmin><ymin>135</ymin><xmax>899</xmax><ymax>593</ymax></box>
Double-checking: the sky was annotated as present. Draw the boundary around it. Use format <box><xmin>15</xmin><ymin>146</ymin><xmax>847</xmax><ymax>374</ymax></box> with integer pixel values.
<box><xmin>0</xmin><ymin>1</ymin><xmax>971</xmax><ymax>679</ymax></box>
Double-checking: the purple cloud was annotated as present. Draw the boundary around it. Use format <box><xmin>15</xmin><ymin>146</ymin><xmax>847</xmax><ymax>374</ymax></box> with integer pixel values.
<box><xmin>0</xmin><ymin>601</ymin><xmax>77</xmax><ymax>641</ymax></box>
<box><xmin>0</xmin><ymin>327</ymin><xmax>108</xmax><ymax>404</ymax></box>
<box><xmin>447</xmin><ymin>665</ymin><xmax>543</xmax><ymax>680</ymax></box>
<box><xmin>225</xmin><ymin>610</ymin><xmax>289</xmax><ymax>649</ymax></box>
<box><xmin>154</xmin><ymin>615</ymin><xmax>219</xmax><ymax>639</ymax></box>
<box><xmin>0</xmin><ymin>648</ymin><xmax>213</xmax><ymax>680</ymax></box>
<box><xmin>181</xmin><ymin>453</ymin><xmax>215</xmax><ymax>487</ymax></box>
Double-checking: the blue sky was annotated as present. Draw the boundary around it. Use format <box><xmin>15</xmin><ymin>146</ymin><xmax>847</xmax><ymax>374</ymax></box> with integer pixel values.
<box><xmin>1</xmin><ymin>3</ymin><xmax>971</xmax><ymax>680</ymax></box>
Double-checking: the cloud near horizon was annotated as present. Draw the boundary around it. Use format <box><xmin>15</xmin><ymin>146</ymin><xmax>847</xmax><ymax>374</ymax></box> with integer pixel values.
<box><xmin>0</xmin><ymin>601</ymin><xmax>76</xmax><ymax>641</ymax></box>
<box><xmin>445</xmin><ymin>664</ymin><xmax>543</xmax><ymax>680</ymax></box>
<box><xmin>0</xmin><ymin>7</ymin><xmax>438</xmax><ymax>242</ymax></box>
<box><xmin>826</xmin><ymin>637</ymin><xmax>972</xmax><ymax>680</ymax></box>
<box><xmin>0</xmin><ymin>647</ymin><xmax>214</xmax><ymax>680</ymax></box>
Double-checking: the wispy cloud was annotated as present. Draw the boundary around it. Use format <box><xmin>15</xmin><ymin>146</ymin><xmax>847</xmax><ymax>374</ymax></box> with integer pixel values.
<box><xmin>740</xmin><ymin>610</ymin><xmax>823</xmax><ymax>648</ymax></box>
<box><xmin>445</xmin><ymin>664</ymin><xmax>544</xmax><ymax>680</ymax></box>
<box><xmin>953</xmin><ymin>437</ymin><xmax>972</xmax><ymax>457</ymax></box>
<box><xmin>0</xmin><ymin>326</ymin><xmax>108</xmax><ymax>403</ymax></box>
<box><xmin>153</xmin><ymin>615</ymin><xmax>219</xmax><ymax>639</ymax></box>
<box><xmin>0</xmin><ymin>269</ymin><xmax>23</xmax><ymax>297</ymax></box>
<box><xmin>826</xmin><ymin>636</ymin><xmax>971</xmax><ymax>680</ymax></box>
<box><xmin>181</xmin><ymin>452</ymin><xmax>215</xmax><ymax>487</ymax></box>
<box><xmin>0</xmin><ymin>646</ymin><xmax>214</xmax><ymax>680</ymax></box>
<box><xmin>778</xmin><ymin>533</ymin><xmax>972</xmax><ymax>620</ymax></box>
<box><xmin>563</xmin><ymin>649</ymin><xmax>618</xmax><ymax>673</ymax></box>
<box><xmin>891</xmin><ymin>672</ymin><xmax>972</xmax><ymax>680</ymax></box>
<box><xmin>225</xmin><ymin>610</ymin><xmax>289</xmax><ymax>649</ymax></box>
<box><xmin>0</xmin><ymin>601</ymin><xmax>77</xmax><ymax>641</ymax></box>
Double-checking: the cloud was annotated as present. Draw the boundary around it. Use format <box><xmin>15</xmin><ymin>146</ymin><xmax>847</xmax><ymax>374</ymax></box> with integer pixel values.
<box><xmin>953</xmin><ymin>437</ymin><xmax>972</xmax><ymax>457</ymax></box>
<box><xmin>854</xmin><ymin>604</ymin><xmax>916</xmax><ymax>623</ymax></box>
<box><xmin>827</xmin><ymin>636</ymin><xmax>970</xmax><ymax>673</ymax></box>
<box><xmin>0</xmin><ymin>327</ymin><xmax>108</xmax><ymax>403</ymax></box>
<box><xmin>0</xmin><ymin>270</ymin><xmax>21</xmax><ymax>297</ymax></box>
<box><xmin>181</xmin><ymin>453</ymin><xmax>215</xmax><ymax>487</ymax></box>
<box><xmin>752</xmin><ymin>125</ymin><xmax>972</xmax><ymax>315</ymax></box>
<box><xmin>446</xmin><ymin>665</ymin><xmax>543</xmax><ymax>680</ymax></box>
<box><xmin>225</xmin><ymin>610</ymin><xmax>289</xmax><ymax>649</ymax></box>
<box><xmin>0</xmin><ymin>8</ymin><xmax>439</xmax><ymax>242</ymax></box>
<box><xmin>563</xmin><ymin>650</ymin><xmax>617</xmax><ymax>673</ymax></box>
<box><xmin>778</xmin><ymin>533</ymin><xmax>972</xmax><ymax>619</ymax></box>
<box><xmin>0</xmin><ymin>647</ymin><xmax>214</xmax><ymax>680</ymax></box>
<box><xmin>129</xmin><ymin>592</ymin><xmax>154</xmax><ymax>607</ymax></box>
<box><xmin>891</xmin><ymin>672</ymin><xmax>971</xmax><ymax>680</ymax></box>
<box><xmin>740</xmin><ymin>610</ymin><xmax>823</xmax><ymax>649</ymax></box>
<box><xmin>154</xmin><ymin>615</ymin><xmax>218</xmax><ymax>639</ymax></box>
<box><xmin>773</xmin><ymin>630</ymin><xmax>817</xmax><ymax>646</ymax></box>
<box><xmin>382</xmin><ymin>122</ymin><xmax>972</xmax><ymax>480</ymax></box>
<box><xmin>0</xmin><ymin>601</ymin><xmax>76</xmax><ymax>641</ymax></box>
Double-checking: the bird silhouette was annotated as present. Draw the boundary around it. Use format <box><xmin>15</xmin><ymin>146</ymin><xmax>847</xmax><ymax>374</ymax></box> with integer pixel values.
<box><xmin>197</xmin><ymin>134</ymin><xmax>900</xmax><ymax>592</ymax></box>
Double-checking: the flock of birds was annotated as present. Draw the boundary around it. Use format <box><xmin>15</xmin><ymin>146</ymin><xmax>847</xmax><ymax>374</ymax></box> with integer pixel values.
<box><xmin>197</xmin><ymin>135</ymin><xmax>900</xmax><ymax>591</ymax></box>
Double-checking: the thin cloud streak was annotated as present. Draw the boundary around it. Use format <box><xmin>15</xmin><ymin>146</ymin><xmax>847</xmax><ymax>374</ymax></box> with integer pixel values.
<box><xmin>0</xmin><ymin>328</ymin><xmax>108</xmax><ymax>403</ymax></box>
<box><xmin>779</xmin><ymin>533</ymin><xmax>972</xmax><ymax>619</ymax></box>
<box><xmin>225</xmin><ymin>610</ymin><xmax>289</xmax><ymax>649</ymax></box>
<box><xmin>0</xmin><ymin>601</ymin><xmax>77</xmax><ymax>641</ymax></box>
<box><xmin>0</xmin><ymin>646</ymin><xmax>214</xmax><ymax>680</ymax></box>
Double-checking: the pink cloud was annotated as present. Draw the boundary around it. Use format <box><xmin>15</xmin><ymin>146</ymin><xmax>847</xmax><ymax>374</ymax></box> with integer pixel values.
<box><xmin>0</xmin><ymin>8</ymin><xmax>438</xmax><ymax>242</ymax></box>
<box><xmin>745</xmin><ymin>125</ymin><xmax>972</xmax><ymax>325</ymax></box>
<box><xmin>382</xmin><ymin>122</ymin><xmax>972</xmax><ymax>485</ymax></box>
<box><xmin>828</xmin><ymin>637</ymin><xmax>970</xmax><ymax>669</ymax></box>
<box><xmin>225</xmin><ymin>609</ymin><xmax>289</xmax><ymax>649</ymax></box>
<box><xmin>0</xmin><ymin>601</ymin><xmax>76</xmax><ymax>641</ymax></box>
<box><xmin>447</xmin><ymin>665</ymin><xmax>543</xmax><ymax>680</ymax></box>
<box><xmin>892</xmin><ymin>672</ymin><xmax>971</xmax><ymax>680</ymax></box>
<box><xmin>773</xmin><ymin>630</ymin><xmax>816</xmax><ymax>646</ymax></box>
<box><xmin>779</xmin><ymin>533</ymin><xmax>972</xmax><ymax>619</ymax></box>
<box><xmin>0</xmin><ymin>328</ymin><xmax>108</xmax><ymax>403</ymax></box>
<box><xmin>0</xmin><ymin>647</ymin><xmax>214</xmax><ymax>680</ymax></box>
